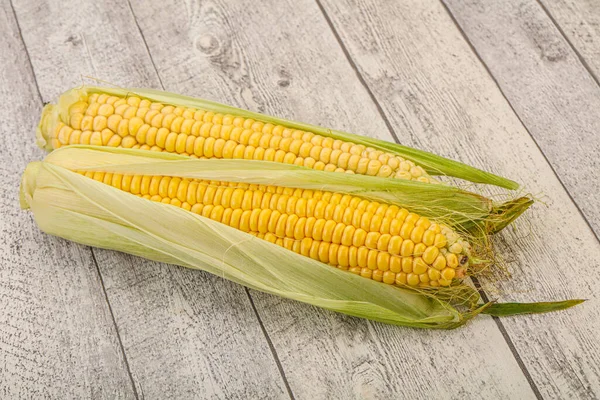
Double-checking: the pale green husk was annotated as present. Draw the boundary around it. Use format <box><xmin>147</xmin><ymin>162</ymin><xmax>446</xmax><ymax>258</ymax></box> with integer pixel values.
<box><xmin>19</xmin><ymin>147</ymin><xmax>582</xmax><ymax>329</ymax></box>
<box><xmin>40</xmin><ymin>146</ymin><xmax>527</xmax><ymax>236</ymax></box>
<box><xmin>37</xmin><ymin>85</ymin><xmax>520</xmax><ymax>190</ymax></box>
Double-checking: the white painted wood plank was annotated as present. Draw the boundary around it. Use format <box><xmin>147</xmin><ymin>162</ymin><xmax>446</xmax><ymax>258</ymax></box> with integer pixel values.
<box><xmin>440</xmin><ymin>1</ymin><xmax>600</xmax><ymax>398</ymax></box>
<box><xmin>0</xmin><ymin>2</ymin><xmax>136</xmax><ymax>398</ymax></box>
<box><xmin>445</xmin><ymin>0</ymin><xmax>600</xmax><ymax>237</ymax></box>
<box><xmin>10</xmin><ymin>0</ymin><xmax>157</xmax><ymax>99</ymax></box>
<box><xmin>11</xmin><ymin>0</ymin><xmax>289</xmax><ymax>398</ymax></box>
<box><xmin>93</xmin><ymin>253</ymin><xmax>289</xmax><ymax>400</ymax></box>
<box><xmin>541</xmin><ymin>0</ymin><xmax>600</xmax><ymax>80</ymax></box>
<box><xmin>320</xmin><ymin>0</ymin><xmax>600</xmax><ymax>398</ymax></box>
<box><xmin>128</xmin><ymin>0</ymin><xmax>537</xmax><ymax>398</ymax></box>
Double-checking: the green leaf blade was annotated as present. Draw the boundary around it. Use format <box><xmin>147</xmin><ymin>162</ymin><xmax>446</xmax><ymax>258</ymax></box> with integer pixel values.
<box><xmin>482</xmin><ymin>300</ymin><xmax>585</xmax><ymax>317</ymax></box>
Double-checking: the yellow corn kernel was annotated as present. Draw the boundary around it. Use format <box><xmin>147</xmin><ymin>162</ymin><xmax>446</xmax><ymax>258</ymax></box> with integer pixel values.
<box><xmin>439</xmin><ymin>278</ymin><xmax>452</xmax><ymax>287</ymax></box>
<box><xmin>400</xmin><ymin>240</ymin><xmax>414</xmax><ymax>257</ymax></box>
<box><xmin>360</xmin><ymin>267</ymin><xmax>372</xmax><ymax>279</ymax></box>
<box><xmin>401</xmin><ymin>257</ymin><xmax>413</xmax><ymax>273</ymax></box>
<box><xmin>382</xmin><ymin>271</ymin><xmax>396</xmax><ymax>285</ymax></box>
<box><xmin>410</xmin><ymin>226</ymin><xmax>425</xmax><ymax>243</ymax></box>
<box><xmin>446</xmin><ymin>253</ymin><xmax>459</xmax><ymax>268</ymax></box>
<box><xmin>395</xmin><ymin>272</ymin><xmax>407</xmax><ymax>285</ymax></box>
<box><xmin>422</xmin><ymin>246</ymin><xmax>439</xmax><ymax>264</ymax></box>
<box><xmin>413</xmin><ymin>243</ymin><xmax>426</xmax><ymax>257</ymax></box>
<box><xmin>389</xmin><ymin>256</ymin><xmax>401</xmax><ymax>273</ymax></box>
<box><xmin>407</xmin><ymin>273</ymin><xmax>420</xmax><ymax>287</ymax></box>
<box><xmin>412</xmin><ymin>257</ymin><xmax>428</xmax><ymax>275</ymax></box>
<box><xmin>432</xmin><ymin>255</ymin><xmax>447</xmax><ymax>270</ymax></box>
<box><xmin>400</xmin><ymin>222</ymin><xmax>414</xmax><ymax>240</ymax></box>
<box><xmin>428</xmin><ymin>268</ymin><xmax>441</xmax><ymax>281</ymax></box>
<box><xmin>387</xmin><ymin>236</ymin><xmax>403</xmax><ymax>255</ymax></box>
<box><xmin>434</xmin><ymin>233</ymin><xmax>448</xmax><ymax>248</ymax></box>
<box><xmin>441</xmin><ymin>267</ymin><xmax>456</xmax><ymax>281</ymax></box>
<box><xmin>377</xmin><ymin>252</ymin><xmax>390</xmax><ymax>271</ymax></box>
<box><xmin>367</xmin><ymin>250</ymin><xmax>378</xmax><ymax>270</ymax></box>
<box><xmin>422</xmin><ymin>230</ymin><xmax>436</xmax><ymax>246</ymax></box>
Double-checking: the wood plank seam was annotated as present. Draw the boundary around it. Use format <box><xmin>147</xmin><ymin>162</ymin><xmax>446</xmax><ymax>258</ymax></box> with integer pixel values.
<box><xmin>472</xmin><ymin>277</ymin><xmax>544</xmax><ymax>400</ymax></box>
<box><xmin>536</xmin><ymin>0</ymin><xmax>600</xmax><ymax>88</ymax></box>
<box><xmin>7</xmin><ymin>0</ymin><xmax>43</xmax><ymax>102</ymax></box>
<box><xmin>121</xmin><ymin>0</ymin><xmax>295</xmax><ymax>392</ymax></box>
<box><xmin>245</xmin><ymin>288</ymin><xmax>295</xmax><ymax>400</ymax></box>
<box><xmin>6</xmin><ymin>1</ymin><xmax>140</xmax><ymax>397</ymax></box>
<box><xmin>438</xmin><ymin>0</ymin><xmax>600</xmax><ymax>246</ymax></box>
<box><xmin>316</xmin><ymin>1</ymin><xmax>557</xmax><ymax>397</ymax></box>
<box><xmin>91</xmin><ymin>251</ymin><xmax>141</xmax><ymax>400</ymax></box>
<box><xmin>314</xmin><ymin>0</ymin><xmax>403</xmax><ymax>146</ymax></box>
<box><xmin>125</xmin><ymin>0</ymin><xmax>165</xmax><ymax>90</ymax></box>
<box><xmin>307</xmin><ymin>6</ymin><xmax>533</xmax><ymax>394</ymax></box>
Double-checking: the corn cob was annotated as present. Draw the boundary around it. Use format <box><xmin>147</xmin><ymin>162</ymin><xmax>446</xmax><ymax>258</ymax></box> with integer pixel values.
<box><xmin>77</xmin><ymin>169</ymin><xmax>471</xmax><ymax>288</ymax></box>
<box><xmin>37</xmin><ymin>86</ymin><xmax>525</xmax><ymax>190</ymax></box>
<box><xmin>20</xmin><ymin>146</ymin><xmax>581</xmax><ymax>328</ymax></box>
<box><xmin>42</xmin><ymin>90</ymin><xmax>435</xmax><ymax>182</ymax></box>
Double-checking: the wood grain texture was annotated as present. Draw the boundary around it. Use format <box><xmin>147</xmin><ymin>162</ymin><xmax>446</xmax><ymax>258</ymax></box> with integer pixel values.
<box><xmin>0</xmin><ymin>2</ymin><xmax>136</xmax><ymax>398</ymax></box>
<box><xmin>11</xmin><ymin>0</ymin><xmax>289</xmax><ymax>398</ymax></box>
<box><xmin>6</xmin><ymin>0</ymin><xmax>600</xmax><ymax>398</ymax></box>
<box><xmin>319</xmin><ymin>0</ymin><xmax>600</xmax><ymax>398</ymax></box>
<box><xmin>445</xmin><ymin>0</ymin><xmax>600</xmax><ymax>237</ymax></box>
<box><xmin>128</xmin><ymin>0</ymin><xmax>536</xmax><ymax>398</ymax></box>
<box><xmin>94</xmin><ymin>253</ymin><xmax>289</xmax><ymax>400</ymax></box>
<box><xmin>11</xmin><ymin>0</ymin><xmax>158</xmax><ymax>99</ymax></box>
<box><xmin>540</xmin><ymin>0</ymin><xmax>600</xmax><ymax>80</ymax></box>
<box><xmin>440</xmin><ymin>1</ymin><xmax>600</xmax><ymax>397</ymax></box>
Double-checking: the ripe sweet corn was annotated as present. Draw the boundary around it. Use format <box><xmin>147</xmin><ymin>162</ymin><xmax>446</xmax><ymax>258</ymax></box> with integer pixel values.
<box><xmin>43</xmin><ymin>90</ymin><xmax>434</xmax><ymax>182</ymax></box>
<box><xmin>37</xmin><ymin>86</ymin><xmax>523</xmax><ymax>190</ymax></box>
<box><xmin>19</xmin><ymin>146</ymin><xmax>582</xmax><ymax>328</ymax></box>
<box><xmin>77</xmin><ymin>169</ymin><xmax>471</xmax><ymax>288</ymax></box>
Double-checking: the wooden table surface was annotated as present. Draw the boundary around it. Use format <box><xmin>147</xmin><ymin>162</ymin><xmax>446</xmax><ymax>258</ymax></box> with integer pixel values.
<box><xmin>1</xmin><ymin>0</ymin><xmax>599</xmax><ymax>399</ymax></box>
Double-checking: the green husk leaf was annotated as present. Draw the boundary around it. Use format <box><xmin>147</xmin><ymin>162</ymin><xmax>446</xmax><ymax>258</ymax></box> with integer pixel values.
<box><xmin>486</xmin><ymin>196</ymin><xmax>535</xmax><ymax>234</ymax></box>
<box><xmin>38</xmin><ymin>85</ymin><xmax>520</xmax><ymax>190</ymax></box>
<box><xmin>482</xmin><ymin>299</ymin><xmax>585</xmax><ymax>316</ymax></box>
<box><xmin>45</xmin><ymin>145</ymin><xmax>529</xmax><ymax>236</ymax></box>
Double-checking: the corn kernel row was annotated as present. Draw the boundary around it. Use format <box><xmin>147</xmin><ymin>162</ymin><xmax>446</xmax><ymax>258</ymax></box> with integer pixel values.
<box><xmin>47</xmin><ymin>92</ymin><xmax>437</xmax><ymax>182</ymax></box>
<box><xmin>77</xmin><ymin>170</ymin><xmax>468</xmax><ymax>287</ymax></box>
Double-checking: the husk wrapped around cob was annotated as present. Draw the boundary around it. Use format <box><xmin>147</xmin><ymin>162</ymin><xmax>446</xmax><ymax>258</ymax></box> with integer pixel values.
<box><xmin>37</xmin><ymin>86</ymin><xmax>521</xmax><ymax>189</ymax></box>
<box><xmin>19</xmin><ymin>146</ymin><xmax>582</xmax><ymax>329</ymax></box>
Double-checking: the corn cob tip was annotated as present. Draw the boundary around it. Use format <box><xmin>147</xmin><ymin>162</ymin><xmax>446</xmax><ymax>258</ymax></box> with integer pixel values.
<box><xmin>37</xmin><ymin>103</ymin><xmax>56</xmax><ymax>151</ymax></box>
<box><xmin>37</xmin><ymin>87</ymin><xmax>89</xmax><ymax>152</ymax></box>
<box><xmin>19</xmin><ymin>161</ymin><xmax>41</xmax><ymax>210</ymax></box>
